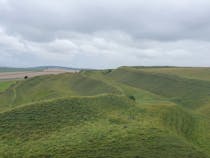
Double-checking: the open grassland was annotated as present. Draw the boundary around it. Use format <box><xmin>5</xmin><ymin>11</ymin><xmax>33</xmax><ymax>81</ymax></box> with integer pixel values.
<box><xmin>0</xmin><ymin>67</ymin><xmax>210</xmax><ymax>158</ymax></box>
<box><xmin>133</xmin><ymin>67</ymin><xmax>210</xmax><ymax>81</ymax></box>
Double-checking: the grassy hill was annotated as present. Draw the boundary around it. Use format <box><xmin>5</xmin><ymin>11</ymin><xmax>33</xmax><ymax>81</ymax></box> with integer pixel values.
<box><xmin>0</xmin><ymin>67</ymin><xmax>210</xmax><ymax>158</ymax></box>
<box><xmin>107</xmin><ymin>67</ymin><xmax>210</xmax><ymax>109</ymax></box>
<box><xmin>0</xmin><ymin>73</ymin><xmax>120</xmax><ymax>111</ymax></box>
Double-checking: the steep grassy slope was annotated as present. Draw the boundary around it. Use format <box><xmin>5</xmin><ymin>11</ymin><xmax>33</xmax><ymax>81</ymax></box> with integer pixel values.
<box><xmin>107</xmin><ymin>67</ymin><xmax>210</xmax><ymax>109</ymax></box>
<box><xmin>0</xmin><ymin>95</ymin><xmax>208</xmax><ymax>158</ymax></box>
<box><xmin>1</xmin><ymin>68</ymin><xmax>210</xmax><ymax>158</ymax></box>
<box><xmin>84</xmin><ymin>68</ymin><xmax>210</xmax><ymax>155</ymax></box>
<box><xmin>0</xmin><ymin>73</ymin><xmax>120</xmax><ymax>111</ymax></box>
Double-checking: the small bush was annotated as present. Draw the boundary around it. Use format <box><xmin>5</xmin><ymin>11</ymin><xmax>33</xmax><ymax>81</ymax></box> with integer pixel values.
<box><xmin>128</xmin><ymin>95</ymin><xmax>135</xmax><ymax>101</ymax></box>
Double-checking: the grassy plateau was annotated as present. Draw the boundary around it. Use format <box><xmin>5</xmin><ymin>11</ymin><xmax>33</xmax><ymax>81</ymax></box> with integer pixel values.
<box><xmin>0</xmin><ymin>66</ymin><xmax>210</xmax><ymax>158</ymax></box>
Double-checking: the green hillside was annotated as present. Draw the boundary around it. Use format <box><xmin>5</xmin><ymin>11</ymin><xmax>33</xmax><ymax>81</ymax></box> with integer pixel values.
<box><xmin>0</xmin><ymin>73</ymin><xmax>120</xmax><ymax>111</ymax></box>
<box><xmin>0</xmin><ymin>67</ymin><xmax>210</xmax><ymax>158</ymax></box>
<box><xmin>107</xmin><ymin>67</ymin><xmax>210</xmax><ymax>109</ymax></box>
<box><xmin>0</xmin><ymin>81</ymin><xmax>15</xmax><ymax>92</ymax></box>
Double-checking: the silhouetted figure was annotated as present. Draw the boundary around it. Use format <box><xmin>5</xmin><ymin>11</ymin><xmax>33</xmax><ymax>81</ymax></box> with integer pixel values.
<box><xmin>24</xmin><ymin>76</ymin><xmax>28</xmax><ymax>79</ymax></box>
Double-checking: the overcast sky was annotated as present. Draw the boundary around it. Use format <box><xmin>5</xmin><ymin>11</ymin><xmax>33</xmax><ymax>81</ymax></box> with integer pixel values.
<box><xmin>0</xmin><ymin>0</ymin><xmax>210</xmax><ymax>68</ymax></box>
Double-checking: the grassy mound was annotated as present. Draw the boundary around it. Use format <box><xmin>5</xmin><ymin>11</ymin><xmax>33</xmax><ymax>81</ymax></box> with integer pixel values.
<box><xmin>0</xmin><ymin>94</ymin><xmax>208</xmax><ymax>158</ymax></box>
<box><xmin>0</xmin><ymin>73</ymin><xmax>120</xmax><ymax>111</ymax></box>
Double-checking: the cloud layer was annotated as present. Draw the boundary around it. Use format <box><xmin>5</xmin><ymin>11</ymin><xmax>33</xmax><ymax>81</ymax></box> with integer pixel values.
<box><xmin>0</xmin><ymin>0</ymin><xmax>210</xmax><ymax>68</ymax></box>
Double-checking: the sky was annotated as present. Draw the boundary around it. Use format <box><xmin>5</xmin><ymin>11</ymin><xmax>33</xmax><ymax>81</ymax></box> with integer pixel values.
<box><xmin>0</xmin><ymin>0</ymin><xmax>210</xmax><ymax>68</ymax></box>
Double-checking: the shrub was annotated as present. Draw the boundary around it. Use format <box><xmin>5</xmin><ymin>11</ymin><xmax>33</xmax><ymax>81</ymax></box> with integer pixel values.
<box><xmin>128</xmin><ymin>95</ymin><xmax>135</xmax><ymax>101</ymax></box>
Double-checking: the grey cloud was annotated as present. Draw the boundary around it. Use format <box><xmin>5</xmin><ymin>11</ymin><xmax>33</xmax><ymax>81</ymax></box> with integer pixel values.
<box><xmin>1</xmin><ymin>0</ymin><xmax>210</xmax><ymax>41</ymax></box>
<box><xmin>0</xmin><ymin>0</ymin><xmax>210</xmax><ymax>68</ymax></box>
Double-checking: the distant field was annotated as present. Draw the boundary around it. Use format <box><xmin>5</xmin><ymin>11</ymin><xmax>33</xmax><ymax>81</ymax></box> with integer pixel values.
<box><xmin>1</xmin><ymin>66</ymin><xmax>210</xmax><ymax>158</ymax></box>
<box><xmin>0</xmin><ymin>68</ymin><xmax>78</xmax><ymax>80</ymax></box>
<box><xmin>0</xmin><ymin>67</ymin><xmax>42</xmax><ymax>72</ymax></box>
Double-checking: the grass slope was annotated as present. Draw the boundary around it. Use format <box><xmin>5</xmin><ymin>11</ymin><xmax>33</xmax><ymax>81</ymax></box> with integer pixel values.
<box><xmin>84</xmin><ymin>68</ymin><xmax>210</xmax><ymax>155</ymax></box>
<box><xmin>1</xmin><ymin>67</ymin><xmax>210</xmax><ymax>157</ymax></box>
<box><xmin>107</xmin><ymin>67</ymin><xmax>210</xmax><ymax>109</ymax></box>
<box><xmin>0</xmin><ymin>73</ymin><xmax>120</xmax><ymax>111</ymax></box>
<box><xmin>0</xmin><ymin>81</ymin><xmax>15</xmax><ymax>92</ymax></box>
<box><xmin>0</xmin><ymin>95</ymin><xmax>208</xmax><ymax>158</ymax></box>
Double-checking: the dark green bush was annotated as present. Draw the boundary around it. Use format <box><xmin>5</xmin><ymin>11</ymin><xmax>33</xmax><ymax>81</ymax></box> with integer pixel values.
<box><xmin>128</xmin><ymin>95</ymin><xmax>136</xmax><ymax>101</ymax></box>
